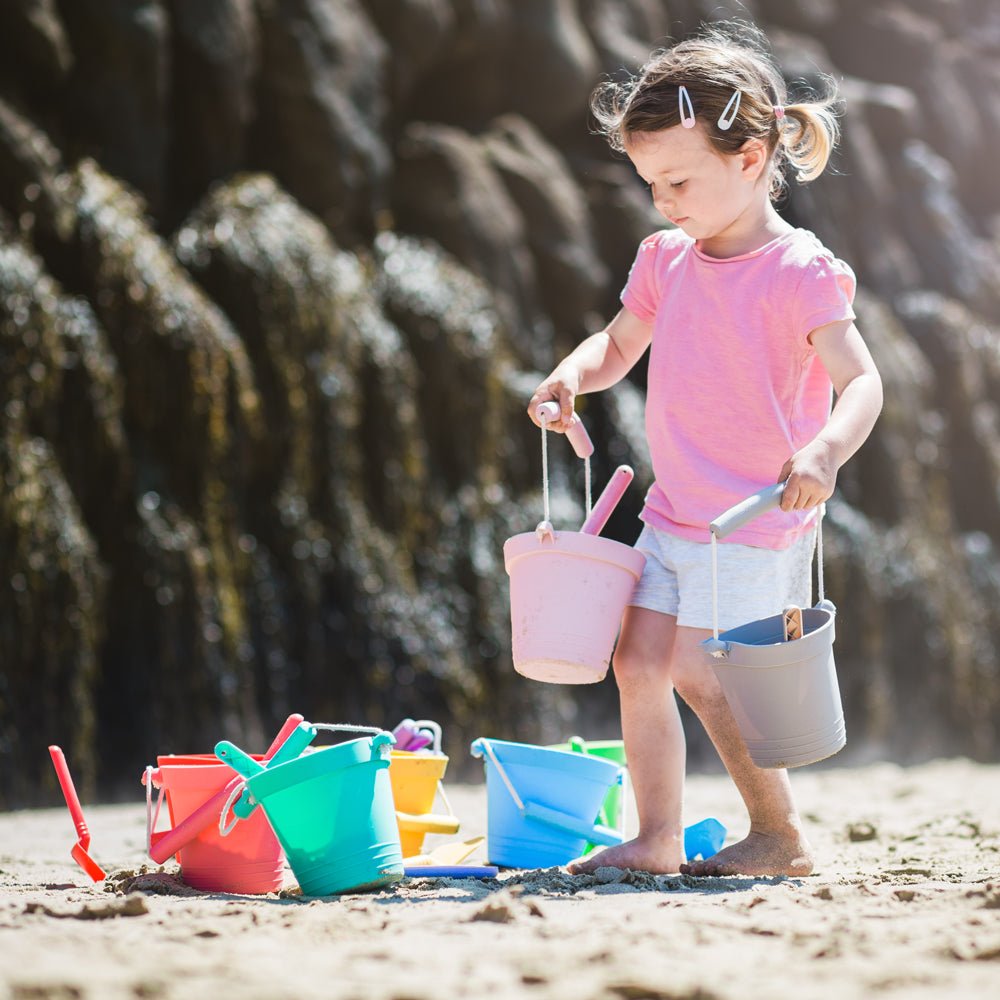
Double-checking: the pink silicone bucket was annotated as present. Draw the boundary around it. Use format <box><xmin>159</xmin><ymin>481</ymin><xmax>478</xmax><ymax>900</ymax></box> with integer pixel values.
<box><xmin>152</xmin><ymin>756</ymin><xmax>285</xmax><ymax>894</ymax></box>
<box><xmin>504</xmin><ymin>530</ymin><xmax>645</xmax><ymax>684</ymax></box>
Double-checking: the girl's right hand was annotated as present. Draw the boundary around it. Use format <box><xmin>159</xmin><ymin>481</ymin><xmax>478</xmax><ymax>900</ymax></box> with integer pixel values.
<box><xmin>528</xmin><ymin>371</ymin><xmax>580</xmax><ymax>431</ymax></box>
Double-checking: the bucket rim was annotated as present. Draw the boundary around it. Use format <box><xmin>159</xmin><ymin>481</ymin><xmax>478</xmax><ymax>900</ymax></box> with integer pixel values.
<box><xmin>245</xmin><ymin>737</ymin><xmax>389</xmax><ymax>800</ymax></box>
<box><xmin>503</xmin><ymin>530</ymin><xmax>645</xmax><ymax>578</ymax></box>
<box><xmin>471</xmin><ymin>737</ymin><xmax>623</xmax><ymax>782</ymax></box>
<box><xmin>390</xmin><ymin>749</ymin><xmax>449</xmax><ymax>761</ymax></box>
<box><xmin>156</xmin><ymin>753</ymin><xmax>267</xmax><ymax>768</ymax></box>
<box><xmin>707</xmin><ymin>606</ymin><xmax>836</xmax><ymax>664</ymax></box>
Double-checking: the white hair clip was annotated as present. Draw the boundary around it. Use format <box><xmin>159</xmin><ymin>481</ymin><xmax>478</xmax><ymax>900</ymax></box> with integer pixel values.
<box><xmin>774</xmin><ymin>104</ymin><xmax>786</xmax><ymax>121</ymax></box>
<box><xmin>717</xmin><ymin>88</ymin><xmax>741</xmax><ymax>130</ymax></box>
<box><xmin>678</xmin><ymin>85</ymin><xmax>696</xmax><ymax>128</ymax></box>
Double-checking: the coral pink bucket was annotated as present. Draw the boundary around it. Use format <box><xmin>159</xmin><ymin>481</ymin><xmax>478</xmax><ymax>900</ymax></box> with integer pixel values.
<box><xmin>504</xmin><ymin>530</ymin><xmax>645</xmax><ymax>684</ymax></box>
<box><xmin>147</xmin><ymin>756</ymin><xmax>285</xmax><ymax>894</ymax></box>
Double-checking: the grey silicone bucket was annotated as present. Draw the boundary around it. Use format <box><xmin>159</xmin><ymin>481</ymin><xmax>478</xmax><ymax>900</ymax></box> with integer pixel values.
<box><xmin>701</xmin><ymin>485</ymin><xmax>846</xmax><ymax>770</ymax></box>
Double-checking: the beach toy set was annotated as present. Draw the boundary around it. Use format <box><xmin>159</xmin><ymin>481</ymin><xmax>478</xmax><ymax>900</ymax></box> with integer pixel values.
<box><xmin>138</xmin><ymin>714</ymin><xmax>496</xmax><ymax>893</ymax></box>
<box><xmin>48</xmin><ymin>717</ymin><xmax>723</xmax><ymax>886</ymax></box>
<box><xmin>701</xmin><ymin>485</ymin><xmax>846</xmax><ymax>769</ymax></box>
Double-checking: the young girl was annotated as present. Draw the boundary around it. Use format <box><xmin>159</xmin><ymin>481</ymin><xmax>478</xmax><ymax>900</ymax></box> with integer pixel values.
<box><xmin>528</xmin><ymin>23</ymin><xmax>883</xmax><ymax>877</ymax></box>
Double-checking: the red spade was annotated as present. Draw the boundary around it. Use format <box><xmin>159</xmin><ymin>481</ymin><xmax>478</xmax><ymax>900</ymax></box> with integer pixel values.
<box><xmin>48</xmin><ymin>745</ymin><xmax>106</xmax><ymax>882</ymax></box>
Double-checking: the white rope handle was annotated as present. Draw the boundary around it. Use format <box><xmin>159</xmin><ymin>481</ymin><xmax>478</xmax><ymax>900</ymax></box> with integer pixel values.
<box><xmin>312</xmin><ymin>723</ymin><xmax>393</xmax><ymax>757</ymax></box>
<box><xmin>219</xmin><ymin>780</ymin><xmax>248</xmax><ymax>837</ymax></box>
<box><xmin>540</xmin><ymin>413</ymin><xmax>551</xmax><ymax>525</ymax></box>
<box><xmin>479</xmin><ymin>740</ymin><xmax>525</xmax><ymax>811</ymax></box>
<box><xmin>540</xmin><ymin>412</ymin><xmax>592</xmax><ymax>524</ymax></box>
<box><xmin>411</xmin><ymin>719</ymin><xmax>443</xmax><ymax>754</ymax></box>
<box><xmin>711</xmin><ymin>506</ymin><xmax>826</xmax><ymax>642</ymax></box>
<box><xmin>144</xmin><ymin>765</ymin><xmax>164</xmax><ymax>854</ymax></box>
<box><xmin>436</xmin><ymin>780</ymin><xmax>455</xmax><ymax>818</ymax></box>
<box><xmin>711</xmin><ymin>533</ymin><xmax>720</xmax><ymax>641</ymax></box>
<box><xmin>816</xmin><ymin>502</ymin><xmax>826</xmax><ymax>604</ymax></box>
<box><xmin>311</xmin><ymin>723</ymin><xmax>385</xmax><ymax>736</ymax></box>
<box><xmin>218</xmin><ymin>723</ymin><xmax>392</xmax><ymax>837</ymax></box>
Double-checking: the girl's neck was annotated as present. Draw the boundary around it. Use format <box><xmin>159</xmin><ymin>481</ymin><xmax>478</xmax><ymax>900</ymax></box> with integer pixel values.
<box><xmin>695</xmin><ymin>200</ymin><xmax>793</xmax><ymax>260</ymax></box>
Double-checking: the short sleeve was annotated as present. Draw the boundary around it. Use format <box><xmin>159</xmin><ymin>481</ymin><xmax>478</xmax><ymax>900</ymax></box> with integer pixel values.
<box><xmin>794</xmin><ymin>254</ymin><xmax>857</xmax><ymax>341</ymax></box>
<box><xmin>620</xmin><ymin>231</ymin><xmax>668</xmax><ymax>323</ymax></box>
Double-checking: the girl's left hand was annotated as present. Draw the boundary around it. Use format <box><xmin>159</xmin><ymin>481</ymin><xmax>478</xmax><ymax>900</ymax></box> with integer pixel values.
<box><xmin>777</xmin><ymin>440</ymin><xmax>838</xmax><ymax>511</ymax></box>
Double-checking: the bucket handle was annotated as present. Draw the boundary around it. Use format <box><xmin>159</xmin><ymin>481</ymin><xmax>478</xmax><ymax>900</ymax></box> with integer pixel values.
<box><xmin>216</xmin><ymin>724</ymin><xmax>395</xmax><ymax>836</ymax></box>
<box><xmin>536</xmin><ymin>401</ymin><xmax>593</xmax><ymax>528</ymax></box>
<box><xmin>311</xmin><ymin>723</ymin><xmax>395</xmax><ymax>755</ymax></box>
<box><xmin>144</xmin><ymin>766</ymin><xmax>166</xmax><ymax>856</ymax></box>
<box><xmin>472</xmin><ymin>739</ymin><xmax>624</xmax><ymax>849</ymax></box>
<box><xmin>708</xmin><ymin>484</ymin><xmax>828</xmax><ymax>643</ymax></box>
<box><xmin>411</xmin><ymin>719</ymin><xmax>443</xmax><ymax>754</ymax></box>
<box><xmin>140</xmin><ymin>714</ymin><xmax>308</xmax><ymax>860</ymax></box>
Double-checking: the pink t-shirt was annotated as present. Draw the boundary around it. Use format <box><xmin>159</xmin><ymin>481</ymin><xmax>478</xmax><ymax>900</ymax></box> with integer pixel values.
<box><xmin>621</xmin><ymin>227</ymin><xmax>856</xmax><ymax>549</ymax></box>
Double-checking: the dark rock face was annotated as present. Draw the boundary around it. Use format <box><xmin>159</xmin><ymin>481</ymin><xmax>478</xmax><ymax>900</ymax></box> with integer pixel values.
<box><xmin>1</xmin><ymin>1</ymin><xmax>999</xmax><ymax>804</ymax></box>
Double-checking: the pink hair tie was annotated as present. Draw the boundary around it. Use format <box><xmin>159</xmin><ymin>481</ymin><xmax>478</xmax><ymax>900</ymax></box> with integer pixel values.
<box><xmin>774</xmin><ymin>104</ymin><xmax>786</xmax><ymax>121</ymax></box>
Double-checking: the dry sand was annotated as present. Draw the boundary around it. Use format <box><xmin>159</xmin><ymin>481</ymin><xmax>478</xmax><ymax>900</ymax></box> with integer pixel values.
<box><xmin>2</xmin><ymin>757</ymin><xmax>999</xmax><ymax>1000</ymax></box>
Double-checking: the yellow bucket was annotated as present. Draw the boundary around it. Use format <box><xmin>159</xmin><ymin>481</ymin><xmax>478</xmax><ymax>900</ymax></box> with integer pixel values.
<box><xmin>389</xmin><ymin>750</ymin><xmax>460</xmax><ymax>857</ymax></box>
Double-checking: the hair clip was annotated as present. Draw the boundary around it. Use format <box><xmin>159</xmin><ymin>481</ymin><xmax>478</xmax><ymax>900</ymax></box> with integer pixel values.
<box><xmin>773</xmin><ymin>104</ymin><xmax>786</xmax><ymax>121</ymax></box>
<box><xmin>717</xmin><ymin>88</ymin><xmax>741</xmax><ymax>131</ymax></box>
<box><xmin>678</xmin><ymin>86</ymin><xmax>696</xmax><ymax>129</ymax></box>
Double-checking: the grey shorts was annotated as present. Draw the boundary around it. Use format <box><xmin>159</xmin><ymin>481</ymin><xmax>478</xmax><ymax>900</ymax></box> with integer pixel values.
<box><xmin>628</xmin><ymin>523</ymin><xmax>817</xmax><ymax>632</ymax></box>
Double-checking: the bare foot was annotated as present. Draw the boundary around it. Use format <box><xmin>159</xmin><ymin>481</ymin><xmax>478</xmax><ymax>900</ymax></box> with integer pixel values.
<box><xmin>680</xmin><ymin>829</ymin><xmax>814</xmax><ymax>877</ymax></box>
<box><xmin>566</xmin><ymin>834</ymin><xmax>684</xmax><ymax>875</ymax></box>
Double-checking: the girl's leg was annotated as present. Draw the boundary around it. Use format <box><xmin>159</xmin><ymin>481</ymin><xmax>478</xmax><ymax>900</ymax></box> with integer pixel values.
<box><xmin>567</xmin><ymin>606</ymin><xmax>686</xmax><ymax>874</ymax></box>
<box><xmin>670</xmin><ymin>625</ymin><xmax>814</xmax><ymax>877</ymax></box>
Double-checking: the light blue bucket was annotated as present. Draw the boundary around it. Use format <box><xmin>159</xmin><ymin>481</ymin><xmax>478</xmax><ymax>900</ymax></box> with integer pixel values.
<box><xmin>470</xmin><ymin>738</ymin><xmax>623</xmax><ymax>868</ymax></box>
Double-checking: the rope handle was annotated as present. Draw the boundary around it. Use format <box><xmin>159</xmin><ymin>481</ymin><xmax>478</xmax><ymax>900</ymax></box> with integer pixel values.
<box><xmin>144</xmin><ymin>765</ymin><xmax>165</xmax><ymax>854</ymax></box>
<box><xmin>539</xmin><ymin>410</ymin><xmax>592</xmax><ymax>530</ymax></box>
<box><xmin>711</xmin><ymin>503</ymin><xmax>825</xmax><ymax>641</ymax></box>
<box><xmin>478</xmin><ymin>739</ymin><xmax>525</xmax><ymax>811</ymax></box>
<box><xmin>436</xmin><ymin>780</ymin><xmax>455</xmax><ymax>818</ymax></box>
<box><xmin>217</xmin><ymin>723</ymin><xmax>394</xmax><ymax>837</ymax></box>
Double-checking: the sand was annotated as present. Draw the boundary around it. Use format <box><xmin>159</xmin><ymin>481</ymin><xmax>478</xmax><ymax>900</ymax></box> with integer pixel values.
<box><xmin>2</xmin><ymin>757</ymin><xmax>999</xmax><ymax>1000</ymax></box>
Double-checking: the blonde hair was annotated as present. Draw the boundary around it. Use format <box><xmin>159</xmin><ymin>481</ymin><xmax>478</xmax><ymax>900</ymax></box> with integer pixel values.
<box><xmin>590</xmin><ymin>21</ymin><xmax>841</xmax><ymax>200</ymax></box>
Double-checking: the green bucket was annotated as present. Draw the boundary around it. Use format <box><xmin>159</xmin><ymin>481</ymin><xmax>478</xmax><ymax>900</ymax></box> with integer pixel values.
<box><xmin>548</xmin><ymin>737</ymin><xmax>627</xmax><ymax>851</ymax></box>
<box><xmin>215</xmin><ymin>728</ymin><xmax>403</xmax><ymax>896</ymax></box>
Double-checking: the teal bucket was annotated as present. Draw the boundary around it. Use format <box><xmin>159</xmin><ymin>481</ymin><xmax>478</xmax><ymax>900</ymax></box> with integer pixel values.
<box><xmin>471</xmin><ymin>737</ymin><xmax>623</xmax><ymax>868</ymax></box>
<box><xmin>215</xmin><ymin>729</ymin><xmax>403</xmax><ymax>896</ymax></box>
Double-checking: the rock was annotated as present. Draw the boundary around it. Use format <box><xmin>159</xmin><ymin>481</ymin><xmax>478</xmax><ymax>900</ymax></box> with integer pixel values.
<box><xmin>57</xmin><ymin>0</ymin><xmax>170</xmax><ymax>213</ymax></box>
<box><xmin>391</xmin><ymin>120</ymin><xmax>546</xmax><ymax>367</ymax></box>
<box><xmin>362</xmin><ymin>0</ymin><xmax>455</xmax><ymax>105</ymax></box>
<box><xmin>254</xmin><ymin>0</ymin><xmax>390</xmax><ymax>244</ymax></box>
<box><xmin>167</xmin><ymin>0</ymin><xmax>259</xmax><ymax>222</ymax></box>
<box><xmin>0</xmin><ymin>0</ymin><xmax>73</xmax><ymax>102</ymax></box>
<box><xmin>482</xmin><ymin>115</ymin><xmax>610</xmax><ymax>341</ymax></box>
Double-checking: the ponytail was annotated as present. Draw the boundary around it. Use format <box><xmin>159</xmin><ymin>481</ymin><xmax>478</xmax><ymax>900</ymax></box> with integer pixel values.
<box><xmin>779</xmin><ymin>99</ymin><xmax>840</xmax><ymax>184</ymax></box>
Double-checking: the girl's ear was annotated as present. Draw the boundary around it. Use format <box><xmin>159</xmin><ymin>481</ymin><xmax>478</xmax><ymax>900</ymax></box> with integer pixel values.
<box><xmin>738</xmin><ymin>138</ymin><xmax>769</xmax><ymax>181</ymax></box>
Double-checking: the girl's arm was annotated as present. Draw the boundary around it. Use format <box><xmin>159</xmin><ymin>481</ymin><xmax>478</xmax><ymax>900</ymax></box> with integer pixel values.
<box><xmin>778</xmin><ymin>318</ymin><xmax>884</xmax><ymax>511</ymax></box>
<box><xmin>527</xmin><ymin>306</ymin><xmax>653</xmax><ymax>430</ymax></box>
